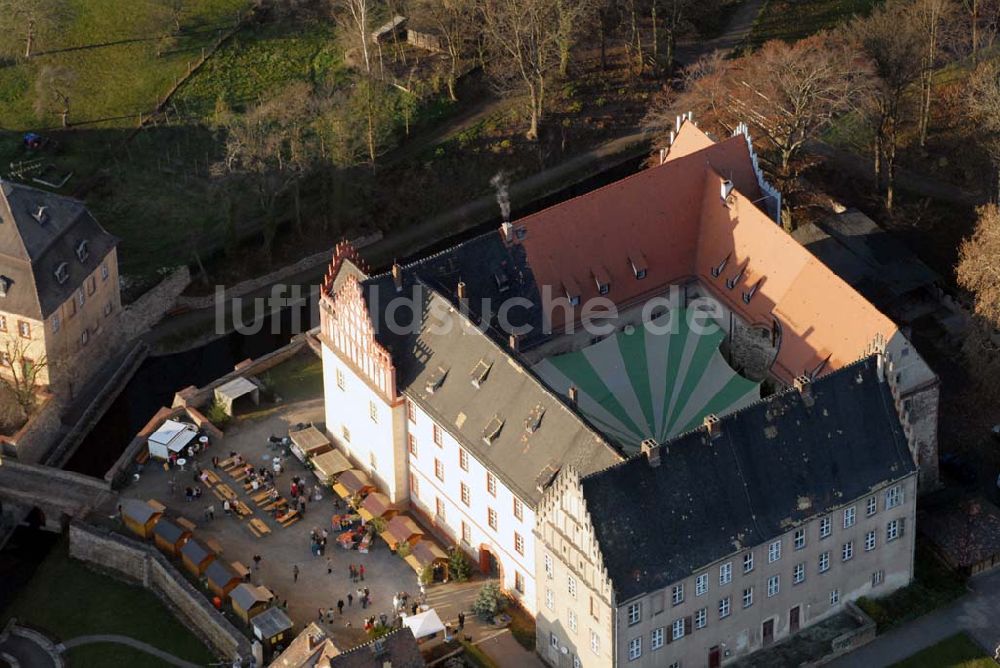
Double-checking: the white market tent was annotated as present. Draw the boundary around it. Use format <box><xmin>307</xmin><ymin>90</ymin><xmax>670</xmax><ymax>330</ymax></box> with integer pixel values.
<box><xmin>403</xmin><ymin>608</ymin><xmax>446</xmax><ymax>639</ymax></box>
<box><xmin>148</xmin><ymin>419</ymin><xmax>199</xmax><ymax>460</ymax></box>
<box><xmin>213</xmin><ymin>377</ymin><xmax>260</xmax><ymax>416</ymax></box>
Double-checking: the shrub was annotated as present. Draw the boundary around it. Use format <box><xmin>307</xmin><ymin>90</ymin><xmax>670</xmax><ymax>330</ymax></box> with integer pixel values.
<box><xmin>204</xmin><ymin>400</ymin><xmax>231</xmax><ymax>428</ymax></box>
<box><xmin>449</xmin><ymin>546</ymin><xmax>472</xmax><ymax>583</ymax></box>
<box><xmin>419</xmin><ymin>564</ymin><xmax>434</xmax><ymax>586</ymax></box>
<box><xmin>397</xmin><ymin>540</ymin><xmax>411</xmax><ymax>557</ymax></box>
<box><xmin>471</xmin><ymin>582</ymin><xmax>506</xmax><ymax>621</ymax></box>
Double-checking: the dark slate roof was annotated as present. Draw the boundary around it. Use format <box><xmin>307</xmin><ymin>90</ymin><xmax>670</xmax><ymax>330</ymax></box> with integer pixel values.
<box><xmin>793</xmin><ymin>210</ymin><xmax>939</xmax><ymax>313</ymax></box>
<box><xmin>330</xmin><ymin>628</ymin><xmax>425</xmax><ymax>668</ymax></box>
<box><xmin>152</xmin><ymin>518</ymin><xmax>188</xmax><ymax>544</ymax></box>
<box><xmin>580</xmin><ymin>356</ymin><xmax>916</xmax><ymax>601</ymax></box>
<box><xmin>360</xmin><ymin>272</ymin><xmax>621</xmax><ymax>506</ymax></box>
<box><xmin>205</xmin><ymin>560</ymin><xmax>238</xmax><ymax>587</ymax></box>
<box><xmin>180</xmin><ymin>538</ymin><xmax>214</xmax><ymax>564</ymax></box>
<box><xmin>0</xmin><ymin>181</ymin><xmax>118</xmax><ymax>318</ymax></box>
<box><xmin>121</xmin><ymin>498</ymin><xmax>159</xmax><ymax>525</ymax></box>
<box><xmin>252</xmin><ymin>606</ymin><xmax>294</xmax><ymax>637</ymax></box>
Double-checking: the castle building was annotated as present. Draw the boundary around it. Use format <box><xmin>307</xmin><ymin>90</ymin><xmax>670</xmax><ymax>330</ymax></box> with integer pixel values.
<box><xmin>0</xmin><ymin>182</ymin><xmax>120</xmax><ymax>398</ymax></box>
<box><xmin>534</xmin><ymin>357</ymin><xmax>917</xmax><ymax>668</ymax></box>
<box><xmin>318</xmin><ymin>118</ymin><xmax>936</xmax><ymax>626</ymax></box>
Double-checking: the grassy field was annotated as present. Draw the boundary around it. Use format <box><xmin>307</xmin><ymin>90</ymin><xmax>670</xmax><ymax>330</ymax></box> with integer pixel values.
<box><xmin>890</xmin><ymin>632</ymin><xmax>994</xmax><ymax>668</ymax></box>
<box><xmin>747</xmin><ymin>0</ymin><xmax>880</xmax><ymax>48</ymax></box>
<box><xmin>262</xmin><ymin>351</ymin><xmax>324</xmax><ymax>403</ymax></box>
<box><xmin>1</xmin><ymin>541</ymin><xmax>215</xmax><ymax>667</ymax></box>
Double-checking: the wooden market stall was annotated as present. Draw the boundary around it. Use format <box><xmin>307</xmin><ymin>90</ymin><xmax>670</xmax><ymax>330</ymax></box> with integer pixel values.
<box><xmin>404</xmin><ymin>540</ymin><xmax>450</xmax><ymax>582</ymax></box>
<box><xmin>289</xmin><ymin>424</ymin><xmax>332</xmax><ymax>463</ymax></box>
<box><xmin>358</xmin><ymin>492</ymin><xmax>395</xmax><ymax>523</ymax></box>
<box><xmin>332</xmin><ymin>469</ymin><xmax>375</xmax><ymax>500</ymax></box>
<box><xmin>205</xmin><ymin>560</ymin><xmax>242</xmax><ymax>598</ymax></box>
<box><xmin>310</xmin><ymin>449</ymin><xmax>351</xmax><ymax>485</ymax></box>
<box><xmin>120</xmin><ymin>499</ymin><xmax>162</xmax><ymax>539</ymax></box>
<box><xmin>152</xmin><ymin>518</ymin><xmax>191</xmax><ymax>557</ymax></box>
<box><xmin>180</xmin><ymin>538</ymin><xmax>217</xmax><ymax>577</ymax></box>
<box><xmin>379</xmin><ymin>515</ymin><xmax>424</xmax><ymax>551</ymax></box>
<box><xmin>251</xmin><ymin>606</ymin><xmax>294</xmax><ymax>652</ymax></box>
<box><xmin>230</xmin><ymin>583</ymin><xmax>274</xmax><ymax>624</ymax></box>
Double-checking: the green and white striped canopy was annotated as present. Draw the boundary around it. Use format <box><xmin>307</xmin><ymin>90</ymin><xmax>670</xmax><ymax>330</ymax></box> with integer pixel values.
<box><xmin>533</xmin><ymin>309</ymin><xmax>759</xmax><ymax>452</ymax></box>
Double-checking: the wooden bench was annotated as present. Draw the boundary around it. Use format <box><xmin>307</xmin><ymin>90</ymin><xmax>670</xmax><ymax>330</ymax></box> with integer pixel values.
<box><xmin>277</xmin><ymin>509</ymin><xmax>300</xmax><ymax>528</ymax></box>
<box><xmin>212</xmin><ymin>487</ymin><xmax>228</xmax><ymax>501</ymax></box>
<box><xmin>176</xmin><ymin>517</ymin><xmax>197</xmax><ymax>532</ymax></box>
<box><xmin>230</xmin><ymin>469</ymin><xmax>249</xmax><ymax>482</ymax></box>
<box><xmin>235</xmin><ymin>501</ymin><xmax>253</xmax><ymax>518</ymax></box>
<box><xmin>201</xmin><ymin>470</ymin><xmax>221</xmax><ymax>486</ymax></box>
<box><xmin>248</xmin><ymin>518</ymin><xmax>272</xmax><ymax>537</ymax></box>
<box><xmin>219</xmin><ymin>455</ymin><xmax>241</xmax><ymax>470</ymax></box>
<box><xmin>263</xmin><ymin>498</ymin><xmax>288</xmax><ymax>512</ymax></box>
<box><xmin>252</xmin><ymin>490</ymin><xmax>273</xmax><ymax>504</ymax></box>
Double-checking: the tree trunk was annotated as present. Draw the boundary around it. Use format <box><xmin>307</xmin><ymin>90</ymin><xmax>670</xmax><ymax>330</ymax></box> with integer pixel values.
<box><xmin>527</xmin><ymin>83</ymin><xmax>540</xmax><ymax>140</ymax></box>
<box><xmin>25</xmin><ymin>20</ymin><xmax>34</xmax><ymax>59</ymax></box>
<box><xmin>651</xmin><ymin>5</ymin><xmax>659</xmax><ymax>66</ymax></box>
<box><xmin>599</xmin><ymin>15</ymin><xmax>607</xmax><ymax>70</ymax></box>
<box><xmin>972</xmin><ymin>0</ymin><xmax>979</xmax><ymax>64</ymax></box>
<box><xmin>293</xmin><ymin>180</ymin><xmax>302</xmax><ymax>236</ymax></box>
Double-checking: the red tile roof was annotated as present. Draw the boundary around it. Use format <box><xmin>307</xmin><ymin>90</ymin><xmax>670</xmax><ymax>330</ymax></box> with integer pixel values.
<box><xmin>515</xmin><ymin>121</ymin><xmax>897</xmax><ymax>382</ymax></box>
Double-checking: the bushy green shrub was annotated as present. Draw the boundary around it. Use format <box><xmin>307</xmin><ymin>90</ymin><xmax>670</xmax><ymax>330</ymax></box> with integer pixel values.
<box><xmin>205</xmin><ymin>400</ymin><xmax>231</xmax><ymax>428</ymax></box>
<box><xmin>471</xmin><ymin>582</ymin><xmax>506</xmax><ymax>621</ymax></box>
<box><xmin>449</xmin><ymin>546</ymin><xmax>472</xmax><ymax>583</ymax></box>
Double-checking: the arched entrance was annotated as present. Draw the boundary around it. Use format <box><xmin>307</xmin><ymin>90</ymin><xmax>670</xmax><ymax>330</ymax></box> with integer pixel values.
<box><xmin>478</xmin><ymin>544</ymin><xmax>500</xmax><ymax>578</ymax></box>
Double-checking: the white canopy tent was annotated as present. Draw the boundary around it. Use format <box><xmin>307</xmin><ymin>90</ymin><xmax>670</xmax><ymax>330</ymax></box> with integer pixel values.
<box><xmin>402</xmin><ymin>608</ymin><xmax>446</xmax><ymax>639</ymax></box>
<box><xmin>148</xmin><ymin>419</ymin><xmax>198</xmax><ymax>460</ymax></box>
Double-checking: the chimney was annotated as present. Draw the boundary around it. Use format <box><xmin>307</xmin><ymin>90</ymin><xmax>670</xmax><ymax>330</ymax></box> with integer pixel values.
<box><xmin>658</xmin><ymin>147</ymin><xmax>667</xmax><ymax>165</ymax></box>
<box><xmin>567</xmin><ymin>386</ymin><xmax>578</xmax><ymax>406</ymax></box>
<box><xmin>721</xmin><ymin>180</ymin><xmax>734</xmax><ymax>203</ymax></box>
<box><xmin>640</xmin><ymin>438</ymin><xmax>661</xmax><ymax>467</ymax></box>
<box><xmin>704</xmin><ymin>413</ymin><xmax>721</xmax><ymax>439</ymax></box>
<box><xmin>457</xmin><ymin>280</ymin><xmax>467</xmax><ymax>300</ymax></box>
<box><xmin>509</xmin><ymin>333</ymin><xmax>519</xmax><ymax>352</ymax></box>
<box><xmin>793</xmin><ymin>374</ymin><xmax>813</xmax><ymax>406</ymax></box>
<box><xmin>501</xmin><ymin>222</ymin><xmax>514</xmax><ymax>243</ymax></box>
<box><xmin>876</xmin><ymin>353</ymin><xmax>885</xmax><ymax>383</ymax></box>
<box><xmin>391</xmin><ymin>261</ymin><xmax>403</xmax><ymax>292</ymax></box>
<box><xmin>33</xmin><ymin>206</ymin><xmax>48</xmax><ymax>223</ymax></box>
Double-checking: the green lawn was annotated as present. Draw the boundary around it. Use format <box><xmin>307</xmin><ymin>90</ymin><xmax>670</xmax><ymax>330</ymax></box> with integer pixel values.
<box><xmin>262</xmin><ymin>351</ymin><xmax>323</xmax><ymax>403</ymax></box>
<box><xmin>890</xmin><ymin>633</ymin><xmax>994</xmax><ymax>668</ymax></box>
<box><xmin>747</xmin><ymin>0</ymin><xmax>880</xmax><ymax>48</ymax></box>
<box><xmin>1</xmin><ymin>541</ymin><xmax>216</xmax><ymax>667</ymax></box>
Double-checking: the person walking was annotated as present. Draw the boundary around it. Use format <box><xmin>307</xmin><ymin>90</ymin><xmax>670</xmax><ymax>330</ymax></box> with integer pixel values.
<box><xmin>347</xmin><ymin>592</ymin><xmax>353</xmax><ymax>607</ymax></box>
<box><xmin>293</xmin><ymin>564</ymin><xmax>300</xmax><ymax>583</ymax></box>
<box><xmin>458</xmin><ymin>612</ymin><xmax>465</xmax><ymax>630</ymax></box>
<box><xmin>359</xmin><ymin>564</ymin><xmax>365</xmax><ymax>581</ymax></box>
<box><xmin>349</xmin><ymin>564</ymin><xmax>356</xmax><ymax>582</ymax></box>
<box><xmin>337</xmin><ymin>599</ymin><xmax>344</xmax><ymax>615</ymax></box>
<box><xmin>326</xmin><ymin>558</ymin><xmax>333</xmax><ymax>575</ymax></box>
<box><xmin>253</xmin><ymin>554</ymin><xmax>262</xmax><ymax>571</ymax></box>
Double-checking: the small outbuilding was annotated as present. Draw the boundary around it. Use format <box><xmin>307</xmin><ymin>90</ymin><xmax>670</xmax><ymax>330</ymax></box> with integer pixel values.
<box><xmin>289</xmin><ymin>424</ymin><xmax>332</xmax><ymax>463</ymax></box>
<box><xmin>152</xmin><ymin>518</ymin><xmax>191</xmax><ymax>557</ymax></box>
<box><xmin>311</xmin><ymin>448</ymin><xmax>351</xmax><ymax>485</ymax></box>
<box><xmin>358</xmin><ymin>492</ymin><xmax>395</xmax><ymax>523</ymax></box>
<box><xmin>180</xmin><ymin>538</ymin><xmax>216</xmax><ymax>577</ymax></box>
<box><xmin>404</xmin><ymin>540</ymin><xmax>450</xmax><ymax>582</ymax></box>
<box><xmin>251</xmin><ymin>606</ymin><xmax>294</xmax><ymax>652</ymax></box>
<box><xmin>333</xmin><ymin>469</ymin><xmax>374</xmax><ymax>499</ymax></box>
<box><xmin>380</xmin><ymin>515</ymin><xmax>423</xmax><ymax>551</ymax></box>
<box><xmin>402</xmin><ymin>608</ymin><xmax>445</xmax><ymax>641</ymax></box>
<box><xmin>205</xmin><ymin>560</ymin><xmax>242</xmax><ymax>599</ymax></box>
<box><xmin>147</xmin><ymin>419</ymin><xmax>199</xmax><ymax>461</ymax></box>
<box><xmin>213</xmin><ymin>376</ymin><xmax>260</xmax><ymax>417</ymax></box>
<box><xmin>120</xmin><ymin>499</ymin><xmax>162</xmax><ymax>539</ymax></box>
<box><xmin>230</xmin><ymin>583</ymin><xmax>274</xmax><ymax>624</ymax></box>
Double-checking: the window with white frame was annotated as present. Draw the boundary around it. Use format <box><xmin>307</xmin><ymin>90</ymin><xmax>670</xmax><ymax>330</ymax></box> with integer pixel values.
<box><xmin>486</xmin><ymin>472</ymin><xmax>497</xmax><ymax>496</ymax></box>
<box><xmin>627</xmin><ymin>603</ymin><xmax>641</xmax><ymax>626</ymax></box>
<box><xmin>843</xmin><ymin>506</ymin><xmax>856</xmax><ymax>528</ymax></box>
<box><xmin>369</xmin><ymin>401</ymin><xmax>378</xmax><ymax>422</ymax></box>
<box><xmin>671</xmin><ymin>584</ymin><xmax>683</xmax><ymax>606</ymax></box>
<box><xmin>887</xmin><ymin>519</ymin><xmax>901</xmax><ymax>541</ymax></box>
<box><xmin>569</xmin><ymin>610</ymin><xmax>577</xmax><ymax>633</ymax></box>
<box><xmin>671</xmin><ymin>618</ymin><xmax>685</xmax><ymax>640</ymax></box>
<box><xmin>628</xmin><ymin>637</ymin><xmax>642</xmax><ymax>661</ymax></box>
<box><xmin>885</xmin><ymin>485</ymin><xmax>902</xmax><ymax>509</ymax></box>
<box><xmin>768</xmin><ymin>540</ymin><xmax>781</xmax><ymax>563</ymax></box>
<box><xmin>459</xmin><ymin>448</ymin><xmax>469</xmax><ymax>471</ymax></box>
<box><xmin>842</xmin><ymin>541</ymin><xmax>854</xmax><ymax>561</ymax></box>
<box><xmin>867</xmin><ymin>495</ymin><xmax>878</xmax><ymax>516</ymax></box>
<box><xmin>820</xmin><ymin>515</ymin><xmax>832</xmax><ymax>539</ymax></box>
<box><xmin>545</xmin><ymin>589</ymin><xmax>554</xmax><ymax>610</ymax></box>
<box><xmin>433</xmin><ymin>424</ymin><xmax>443</xmax><ymax>446</ymax></box>
<box><xmin>719</xmin><ymin>596</ymin><xmax>731</xmax><ymax>618</ymax></box>
<box><xmin>720</xmin><ymin>562</ymin><xmax>732</xmax><ymax>585</ymax></box>
<box><xmin>460</xmin><ymin>482</ymin><xmax>470</xmax><ymax>506</ymax></box>
<box><xmin>461</xmin><ymin>522</ymin><xmax>471</xmax><ymax>545</ymax></box>
<box><xmin>568</xmin><ymin>576</ymin><xmax>578</xmax><ymax>598</ymax></box>
<box><xmin>872</xmin><ymin>569</ymin><xmax>884</xmax><ymax>587</ymax></box>
<box><xmin>545</xmin><ymin>554</ymin><xmax>554</xmax><ymax>579</ymax></box>
<box><xmin>742</xmin><ymin>587</ymin><xmax>753</xmax><ymax>608</ymax></box>
<box><xmin>336</xmin><ymin>368</ymin><xmax>345</xmax><ymax>390</ymax></box>
<box><xmin>830</xmin><ymin>589</ymin><xmax>840</xmax><ymax>605</ymax></box>
<box><xmin>793</xmin><ymin>563</ymin><xmax>805</xmax><ymax>584</ymax></box>
<box><xmin>590</xmin><ymin>631</ymin><xmax>600</xmax><ymax>655</ymax></box>
<box><xmin>865</xmin><ymin>530</ymin><xmax>876</xmax><ymax>552</ymax></box>
<box><xmin>434</xmin><ymin>458</ymin><xmax>444</xmax><ymax>481</ymax></box>
<box><xmin>696</xmin><ymin>573</ymin><xmax>708</xmax><ymax>596</ymax></box>
<box><xmin>794</xmin><ymin>528</ymin><xmax>806</xmax><ymax>550</ymax></box>
<box><xmin>487</xmin><ymin>507</ymin><xmax>497</xmax><ymax>530</ymax></box>
<box><xmin>651</xmin><ymin>627</ymin><xmax>664</xmax><ymax>650</ymax></box>
<box><xmin>695</xmin><ymin>607</ymin><xmax>707</xmax><ymax>629</ymax></box>
<box><xmin>513</xmin><ymin>498</ymin><xmax>523</xmax><ymax>521</ymax></box>
<box><xmin>743</xmin><ymin>551</ymin><xmax>754</xmax><ymax>573</ymax></box>
<box><xmin>819</xmin><ymin>551</ymin><xmax>830</xmax><ymax>573</ymax></box>
<box><xmin>767</xmin><ymin>575</ymin><xmax>779</xmax><ymax>598</ymax></box>
<box><xmin>514</xmin><ymin>532</ymin><xmax>524</xmax><ymax>555</ymax></box>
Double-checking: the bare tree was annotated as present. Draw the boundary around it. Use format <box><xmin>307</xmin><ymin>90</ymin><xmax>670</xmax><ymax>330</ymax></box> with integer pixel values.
<box><xmin>481</xmin><ymin>0</ymin><xmax>561</xmax><ymax>140</ymax></box>
<box><xmin>956</xmin><ymin>204</ymin><xmax>1000</xmax><ymax>389</ymax></box>
<box><xmin>412</xmin><ymin>0</ymin><xmax>478</xmax><ymax>100</ymax></box>
<box><xmin>853</xmin><ymin>0</ymin><xmax>924</xmax><ymax>211</ymax></box>
<box><xmin>0</xmin><ymin>0</ymin><xmax>67</xmax><ymax>60</ymax></box>
<box><xmin>33</xmin><ymin>65</ymin><xmax>76</xmax><ymax>127</ymax></box>
<box><xmin>555</xmin><ymin>0</ymin><xmax>598</xmax><ymax>77</ymax></box>
<box><xmin>913</xmin><ymin>0</ymin><xmax>951</xmax><ymax>147</ymax></box>
<box><xmin>335</xmin><ymin>0</ymin><xmax>375</xmax><ymax>77</ymax></box>
<box><xmin>0</xmin><ymin>338</ymin><xmax>47</xmax><ymax>415</ymax></box>
<box><xmin>968</xmin><ymin>61</ymin><xmax>1000</xmax><ymax>199</ymax></box>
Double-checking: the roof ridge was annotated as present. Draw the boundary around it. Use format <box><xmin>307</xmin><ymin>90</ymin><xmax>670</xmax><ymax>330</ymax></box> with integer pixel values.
<box><xmin>333</xmin><ymin>626</ymin><xmax>411</xmax><ymax>656</ymax></box>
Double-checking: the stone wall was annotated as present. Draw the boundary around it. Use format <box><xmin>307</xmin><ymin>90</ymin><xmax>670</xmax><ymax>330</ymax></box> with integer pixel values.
<box><xmin>119</xmin><ymin>267</ymin><xmax>192</xmax><ymax>341</ymax></box>
<box><xmin>0</xmin><ymin>393</ymin><xmax>62</xmax><ymax>463</ymax></box>
<box><xmin>804</xmin><ymin>603</ymin><xmax>877</xmax><ymax>667</ymax></box>
<box><xmin>69</xmin><ymin>521</ymin><xmax>252</xmax><ymax>661</ymax></box>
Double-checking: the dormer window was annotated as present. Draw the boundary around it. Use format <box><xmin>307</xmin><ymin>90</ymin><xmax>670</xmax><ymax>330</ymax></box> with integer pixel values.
<box><xmin>32</xmin><ymin>206</ymin><xmax>48</xmax><ymax>224</ymax></box>
<box><xmin>593</xmin><ymin>268</ymin><xmax>610</xmax><ymax>296</ymax></box>
<box><xmin>568</xmin><ymin>293</ymin><xmax>580</xmax><ymax>306</ymax></box>
<box><xmin>743</xmin><ymin>278</ymin><xmax>763</xmax><ymax>304</ymax></box>
<box><xmin>54</xmin><ymin>262</ymin><xmax>69</xmax><ymax>284</ymax></box>
<box><xmin>726</xmin><ymin>260</ymin><xmax>748</xmax><ymax>290</ymax></box>
<box><xmin>483</xmin><ymin>415</ymin><xmax>505</xmax><ymax>444</ymax></box>
<box><xmin>75</xmin><ymin>239</ymin><xmax>89</xmax><ymax>263</ymax></box>
<box><xmin>525</xmin><ymin>404</ymin><xmax>545</xmax><ymax>433</ymax></box>
<box><xmin>0</xmin><ymin>276</ymin><xmax>9</xmax><ymax>297</ymax></box>
<box><xmin>598</xmin><ymin>282</ymin><xmax>610</xmax><ymax>295</ymax></box>
<box><xmin>493</xmin><ymin>271</ymin><xmax>510</xmax><ymax>293</ymax></box>
<box><xmin>470</xmin><ymin>358</ymin><xmax>492</xmax><ymax>388</ymax></box>
<box><xmin>425</xmin><ymin>367</ymin><xmax>447</xmax><ymax>394</ymax></box>
<box><xmin>629</xmin><ymin>252</ymin><xmax>648</xmax><ymax>280</ymax></box>
<box><xmin>711</xmin><ymin>254</ymin><xmax>730</xmax><ymax>278</ymax></box>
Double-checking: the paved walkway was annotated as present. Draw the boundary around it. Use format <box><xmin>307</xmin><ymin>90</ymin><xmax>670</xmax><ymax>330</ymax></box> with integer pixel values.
<box><xmin>59</xmin><ymin>635</ymin><xmax>200</xmax><ymax>668</ymax></box>
<box><xmin>828</xmin><ymin>569</ymin><xmax>1000</xmax><ymax>666</ymax></box>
